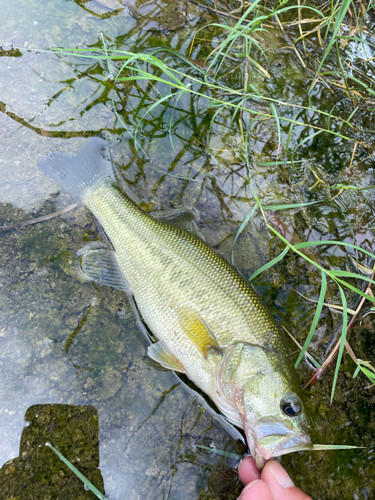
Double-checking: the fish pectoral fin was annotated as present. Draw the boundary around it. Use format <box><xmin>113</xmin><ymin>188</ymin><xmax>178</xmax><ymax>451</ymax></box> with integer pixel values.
<box><xmin>77</xmin><ymin>242</ymin><xmax>130</xmax><ymax>292</ymax></box>
<box><xmin>179</xmin><ymin>308</ymin><xmax>220</xmax><ymax>359</ymax></box>
<box><xmin>148</xmin><ymin>342</ymin><xmax>186</xmax><ymax>373</ymax></box>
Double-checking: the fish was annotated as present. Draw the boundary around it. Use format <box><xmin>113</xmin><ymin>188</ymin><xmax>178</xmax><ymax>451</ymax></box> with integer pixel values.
<box><xmin>39</xmin><ymin>136</ymin><xmax>312</xmax><ymax>469</ymax></box>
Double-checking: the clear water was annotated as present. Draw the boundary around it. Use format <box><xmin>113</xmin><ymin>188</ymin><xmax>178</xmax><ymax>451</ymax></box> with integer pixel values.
<box><xmin>1</xmin><ymin>1</ymin><xmax>375</xmax><ymax>498</ymax></box>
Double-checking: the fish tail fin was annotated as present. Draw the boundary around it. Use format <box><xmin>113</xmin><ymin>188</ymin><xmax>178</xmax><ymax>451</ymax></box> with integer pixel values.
<box><xmin>38</xmin><ymin>136</ymin><xmax>116</xmax><ymax>203</ymax></box>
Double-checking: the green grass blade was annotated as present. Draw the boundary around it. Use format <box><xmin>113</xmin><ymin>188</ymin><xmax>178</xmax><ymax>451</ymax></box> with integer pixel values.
<box><xmin>133</xmin><ymin>92</ymin><xmax>174</xmax><ymax>139</ymax></box>
<box><xmin>330</xmin><ymin>183</ymin><xmax>375</xmax><ymax>191</ymax></box>
<box><xmin>206</xmin><ymin>0</ymin><xmax>264</xmax><ymax>73</ymax></box>
<box><xmin>267</xmin><ymin>226</ymin><xmax>330</xmax><ymax>274</ymax></box>
<box><xmin>271</xmin><ymin>4</ymin><xmax>328</xmax><ymax>22</ymax></box>
<box><xmin>293</xmin><ymin>240</ymin><xmax>375</xmax><ymax>261</ymax></box>
<box><xmin>334</xmin><ymin>277</ymin><xmax>375</xmax><ymax>305</ymax></box>
<box><xmin>331</xmin><ymin>285</ymin><xmax>348</xmax><ymax>402</ymax></box>
<box><xmin>358</xmin><ymin>365</ymin><xmax>375</xmax><ymax>384</ymax></box>
<box><xmin>207</xmin><ymin>106</ymin><xmax>226</xmax><ymax>160</ymax></box>
<box><xmin>147</xmin><ymin>47</ymin><xmax>207</xmax><ymax>77</ymax></box>
<box><xmin>270</xmin><ymin>101</ymin><xmax>281</xmax><ymax>156</ymax></box>
<box><xmin>168</xmin><ymin>90</ymin><xmax>185</xmax><ymax>154</ymax></box>
<box><xmin>329</xmin><ymin>270</ymin><xmax>375</xmax><ymax>287</ymax></box>
<box><xmin>249</xmin><ymin>83</ymin><xmax>280</xmax><ymax>151</ymax></box>
<box><xmin>46</xmin><ymin>442</ymin><xmax>107</xmax><ymax>500</ymax></box>
<box><xmin>327</xmin><ymin>101</ymin><xmax>340</xmax><ymax>131</ymax></box>
<box><xmin>256</xmin><ymin>160</ymin><xmax>304</xmax><ymax>166</ymax></box>
<box><xmin>309</xmin><ymin>0</ymin><xmax>352</xmax><ymax>92</ymax></box>
<box><xmin>249</xmin><ymin>246</ymin><xmax>290</xmax><ymax>282</ymax></box>
<box><xmin>100</xmin><ymin>33</ymin><xmax>114</xmax><ymax>79</ymax></box>
<box><xmin>264</xmin><ymin>200</ymin><xmax>322</xmax><ymax>210</ymax></box>
<box><xmin>148</xmin><ymin>164</ymin><xmax>203</xmax><ymax>183</ymax></box>
<box><xmin>283</xmin><ymin>325</ymin><xmax>321</xmax><ymax>369</ymax></box>
<box><xmin>353</xmin><ymin>365</ymin><xmax>361</xmax><ymax>378</ymax></box>
<box><xmin>295</xmin><ymin>271</ymin><xmax>327</xmax><ymax>368</ymax></box>
<box><xmin>231</xmin><ymin>205</ymin><xmax>257</xmax><ymax>265</ymax></box>
<box><xmin>312</xmin><ymin>444</ymin><xmax>363</xmax><ymax>450</ymax></box>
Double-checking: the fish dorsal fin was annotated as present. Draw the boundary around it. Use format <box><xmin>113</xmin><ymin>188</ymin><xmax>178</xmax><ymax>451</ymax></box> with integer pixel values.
<box><xmin>148</xmin><ymin>342</ymin><xmax>186</xmax><ymax>373</ymax></box>
<box><xmin>178</xmin><ymin>308</ymin><xmax>220</xmax><ymax>359</ymax></box>
<box><xmin>77</xmin><ymin>242</ymin><xmax>130</xmax><ymax>292</ymax></box>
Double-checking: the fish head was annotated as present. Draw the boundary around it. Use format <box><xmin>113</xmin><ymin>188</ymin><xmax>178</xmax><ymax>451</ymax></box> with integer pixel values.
<box><xmin>219</xmin><ymin>342</ymin><xmax>312</xmax><ymax>469</ymax></box>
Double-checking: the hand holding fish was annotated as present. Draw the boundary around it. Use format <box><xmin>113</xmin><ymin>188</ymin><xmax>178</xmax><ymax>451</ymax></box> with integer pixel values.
<box><xmin>238</xmin><ymin>457</ymin><xmax>312</xmax><ymax>500</ymax></box>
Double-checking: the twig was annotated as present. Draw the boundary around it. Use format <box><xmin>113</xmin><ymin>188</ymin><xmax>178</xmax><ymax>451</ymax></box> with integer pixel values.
<box><xmin>0</xmin><ymin>203</ymin><xmax>78</xmax><ymax>232</ymax></box>
<box><xmin>283</xmin><ymin>326</ymin><xmax>321</xmax><ymax>368</ymax></box>
<box><xmin>274</xmin><ymin>13</ymin><xmax>306</xmax><ymax>68</ymax></box>
<box><xmin>348</xmin><ymin>142</ymin><xmax>358</xmax><ymax>172</ymax></box>
<box><xmin>293</xmin><ymin>288</ymin><xmax>356</xmax><ymax>315</ymax></box>
<box><xmin>214</xmin><ymin>0</ymin><xmax>221</xmax><ymax>23</ymax></box>
<box><xmin>240</xmin><ymin>41</ymin><xmax>249</xmax><ymax>123</ymax></box>
<box><xmin>297</xmin><ymin>0</ymin><xmax>306</xmax><ymax>54</ymax></box>
<box><xmin>229</xmin><ymin>2</ymin><xmax>252</xmax><ymax>15</ymax></box>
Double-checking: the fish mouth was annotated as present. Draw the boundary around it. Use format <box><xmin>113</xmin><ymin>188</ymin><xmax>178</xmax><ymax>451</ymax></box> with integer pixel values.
<box><xmin>257</xmin><ymin>432</ymin><xmax>312</xmax><ymax>459</ymax></box>
<box><xmin>244</xmin><ymin>419</ymin><xmax>312</xmax><ymax>469</ymax></box>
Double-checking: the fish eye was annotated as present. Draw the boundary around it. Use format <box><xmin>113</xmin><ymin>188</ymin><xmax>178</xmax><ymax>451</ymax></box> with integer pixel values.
<box><xmin>280</xmin><ymin>396</ymin><xmax>302</xmax><ymax>417</ymax></box>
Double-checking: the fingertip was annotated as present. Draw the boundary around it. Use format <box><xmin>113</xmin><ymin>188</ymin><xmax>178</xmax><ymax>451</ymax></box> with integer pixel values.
<box><xmin>238</xmin><ymin>457</ymin><xmax>261</xmax><ymax>485</ymax></box>
<box><xmin>238</xmin><ymin>479</ymin><xmax>273</xmax><ymax>500</ymax></box>
<box><xmin>265</xmin><ymin>459</ymin><xmax>294</xmax><ymax>488</ymax></box>
<box><xmin>261</xmin><ymin>460</ymin><xmax>313</xmax><ymax>500</ymax></box>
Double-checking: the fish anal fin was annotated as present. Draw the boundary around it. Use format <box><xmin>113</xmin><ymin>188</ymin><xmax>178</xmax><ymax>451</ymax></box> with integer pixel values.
<box><xmin>179</xmin><ymin>308</ymin><xmax>220</xmax><ymax>359</ymax></box>
<box><xmin>148</xmin><ymin>342</ymin><xmax>186</xmax><ymax>373</ymax></box>
<box><xmin>77</xmin><ymin>242</ymin><xmax>130</xmax><ymax>292</ymax></box>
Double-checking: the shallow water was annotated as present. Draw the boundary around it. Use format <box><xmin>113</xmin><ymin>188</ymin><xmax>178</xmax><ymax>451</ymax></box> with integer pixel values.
<box><xmin>1</xmin><ymin>1</ymin><xmax>375</xmax><ymax>498</ymax></box>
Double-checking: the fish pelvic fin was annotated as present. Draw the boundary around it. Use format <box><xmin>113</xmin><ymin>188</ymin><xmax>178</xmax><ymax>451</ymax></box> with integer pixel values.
<box><xmin>148</xmin><ymin>342</ymin><xmax>186</xmax><ymax>373</ymax></box>
<box><xmin>38</xmin><ymin>136</ymin><xmax>116</xmax><ymax>203</ymax></box>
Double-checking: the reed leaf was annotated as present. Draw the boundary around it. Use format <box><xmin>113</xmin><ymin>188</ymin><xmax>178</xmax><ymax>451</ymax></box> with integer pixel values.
<box><xmin>295</xmin><ymin>271</ymin><xmax>327</xmax><ymax>368</ymax></box>
<box><xmin>331</xmin><ymin>285</ymin><xmax>348</xmax><ymax>403</ymax></box>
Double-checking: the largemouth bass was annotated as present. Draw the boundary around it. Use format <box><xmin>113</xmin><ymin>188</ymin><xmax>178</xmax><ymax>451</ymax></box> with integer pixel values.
<box><xmin>39</xmin><ymin>137</ymin><xmax>312</xmax><ymax>469</ymax></box>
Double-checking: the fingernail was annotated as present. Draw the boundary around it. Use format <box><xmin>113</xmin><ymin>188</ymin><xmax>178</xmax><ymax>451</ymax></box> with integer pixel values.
<box><xmin>269</xmin><ymin>461</ymin><xmax>294</xmax><ymax>488</ymax></box>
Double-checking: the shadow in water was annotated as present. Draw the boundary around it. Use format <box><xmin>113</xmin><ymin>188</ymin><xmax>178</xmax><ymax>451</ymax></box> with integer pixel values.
<box><xmin>0</xmin><ymin>404</ymin><xmax>105</xmax><ymax>498</ymax></box>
